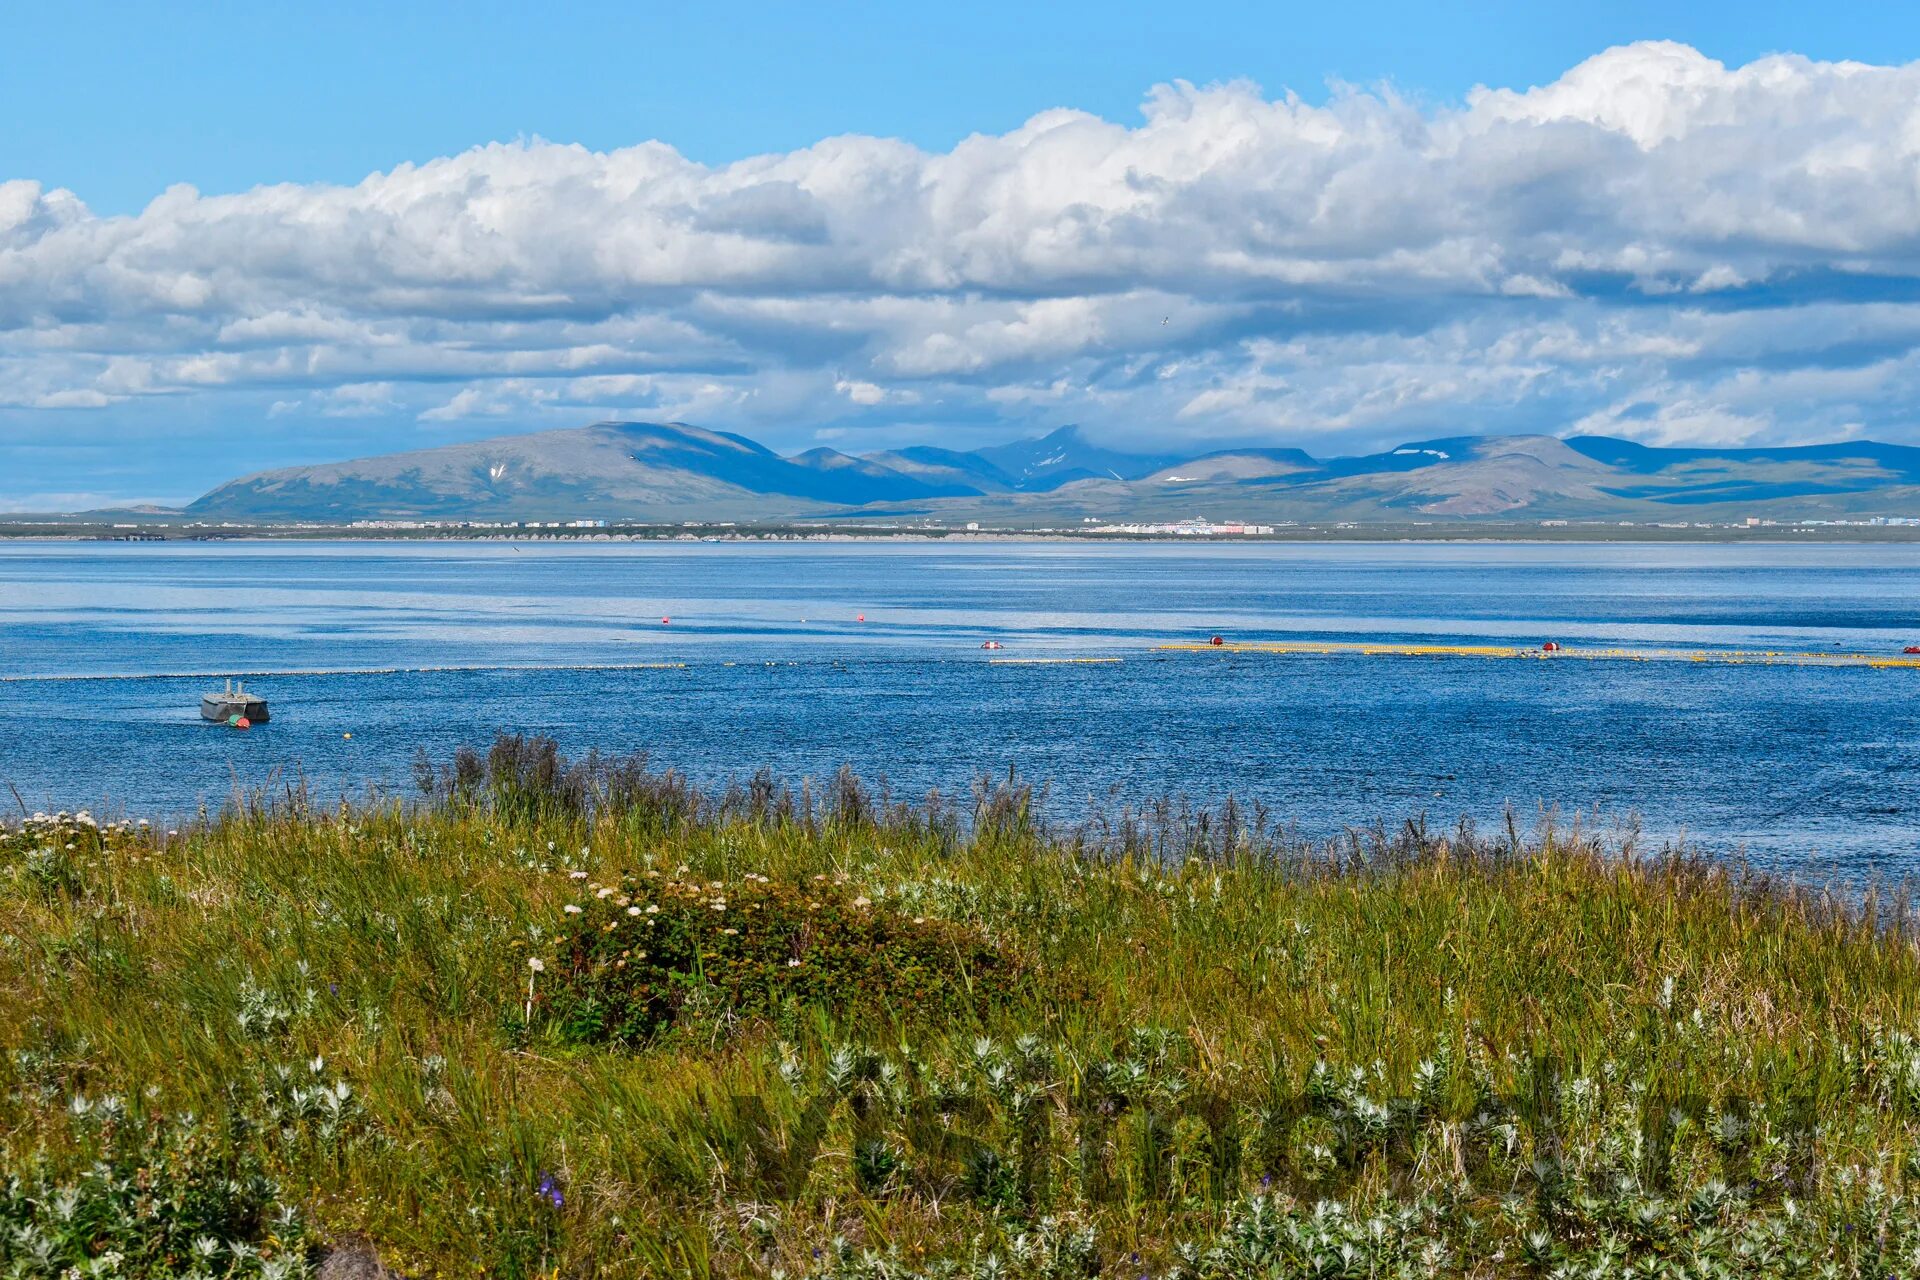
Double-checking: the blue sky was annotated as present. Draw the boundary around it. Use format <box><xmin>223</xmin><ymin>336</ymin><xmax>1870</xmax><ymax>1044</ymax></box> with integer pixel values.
<box><xmin>8</xmin><ymin>3</ymin><xmax>1920</xmax><ymax>507</ymax></box>
<box><xmin>11</xmin><ymin>2</ymin><xmax>1920</xmax><ymax>215</ymax></box>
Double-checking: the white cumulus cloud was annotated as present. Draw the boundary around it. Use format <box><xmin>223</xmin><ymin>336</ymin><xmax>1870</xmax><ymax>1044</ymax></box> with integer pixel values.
<box><xmin>7</xmin><ymin>39</ymin><xmax>1920</xmax><ymax>478</ymax></box>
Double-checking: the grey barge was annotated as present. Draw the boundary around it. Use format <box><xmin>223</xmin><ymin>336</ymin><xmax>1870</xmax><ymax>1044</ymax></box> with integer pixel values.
<box><xmin>201</xmin><ymin>680</ymin><xmax>269</xmax><ymax>724</ymax></box>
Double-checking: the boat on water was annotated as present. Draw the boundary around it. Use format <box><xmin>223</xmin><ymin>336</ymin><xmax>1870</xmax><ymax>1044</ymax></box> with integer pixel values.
<box><xmin>201</xmin><ymin>679</ymin><xmax>269</xmax><ymax>724</ymax></box>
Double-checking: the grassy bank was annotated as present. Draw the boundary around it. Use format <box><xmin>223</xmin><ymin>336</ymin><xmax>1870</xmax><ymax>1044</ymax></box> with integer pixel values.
<box><xmin>6</xmin><ymin>739</ymin><xmax>1920</xmax><ymax>1277</ymax></box>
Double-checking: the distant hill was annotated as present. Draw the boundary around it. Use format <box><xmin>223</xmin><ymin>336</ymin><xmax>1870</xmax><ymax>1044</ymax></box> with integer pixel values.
<box><xmin>859</xmin><ymin>445</ymin><xmax>1016</xmax><ymax>494</ymax></box>
<box><xmin>970</xmin><ymin>426</ymin><xmax>1185</xmax><ymax>490</ymax></box>
<box><xmin>188</xmin><ymin>421</ymin><xmax>957</xmax><ymax>521</ymax></box>
<box><xmin>179</xmin><ymin>420</ymin><xmax>1920</xmax><ymax>524</ymax></box>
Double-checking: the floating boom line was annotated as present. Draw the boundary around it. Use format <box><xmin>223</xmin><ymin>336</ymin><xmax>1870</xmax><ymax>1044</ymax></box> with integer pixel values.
<box><xmin>1155</xmin><ymin>641</ymin><xmax>1920</xmax><ymax>669</ymax></box>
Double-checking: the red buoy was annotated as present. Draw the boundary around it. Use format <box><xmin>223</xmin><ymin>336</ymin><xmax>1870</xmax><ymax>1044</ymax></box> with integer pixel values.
<box><xmin>857</xmin><ymin>614</ymin><xmax>866</xmax><ymax>623</ymax></box>
<box><xmin>1542</xmin><ymin>641</ymin><xmax>1561</xmax><ymax>652</ymax></box>
<box><xmin>234</xmin><ymin>716</ymin><xmax>251</xmax><ymax>730</ymax></box>
<box><xmin>1905</xmin><ymin>645</ymin><xmax>1920</xmax><ymax>655</ymax></box>
<box><xmin>1209</xmin><ymin>635</ymin><xmax>1224</xmax><ymax>646</ymax></box>
<box><xmin>661</xmin><ymin>617</ymin><xmax>670</xmax><ymax>625</ymax></box>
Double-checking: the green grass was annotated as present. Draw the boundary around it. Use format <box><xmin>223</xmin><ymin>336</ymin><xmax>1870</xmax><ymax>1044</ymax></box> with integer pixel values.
<box><xmin>7</xmin><ymin>737</ymin><xmax>1920</xmax><ymax>1277</ymax></box>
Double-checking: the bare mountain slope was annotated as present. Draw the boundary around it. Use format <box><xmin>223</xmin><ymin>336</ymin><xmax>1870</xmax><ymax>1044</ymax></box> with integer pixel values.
<box><xmin>182</xmin><ymin>419</ymin><xmax>1920</xmax><ymax>524</ymax></box>
<box><xmin>191</xmin><ymin>421</ymin><xmax>955</xmax><ymax>520</ymax></box>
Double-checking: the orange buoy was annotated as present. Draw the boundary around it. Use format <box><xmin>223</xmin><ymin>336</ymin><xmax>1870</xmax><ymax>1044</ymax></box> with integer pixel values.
<box><xmin>1209</xmin><ymin>635</ymin><xmax>1224</xmax><ymax>646</ymax></box>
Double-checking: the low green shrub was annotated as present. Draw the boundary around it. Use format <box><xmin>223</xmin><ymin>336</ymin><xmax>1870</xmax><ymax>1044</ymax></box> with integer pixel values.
<box><xmin>0</xmin><ymin>1096</ymin><xmax>317</xmax><ymax>1278</ymax></box>
<box><xmin>530</xmin><ymin>869</ymin><xmax>1029</xmax><ymax>1045</ymax></box>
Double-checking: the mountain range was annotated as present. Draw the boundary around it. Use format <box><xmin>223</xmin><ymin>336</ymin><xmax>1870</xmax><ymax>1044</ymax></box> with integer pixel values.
<box><xmin>178</xmin><ymin>420</ymin><xmax>1920</xmax><ymax>524</ymax></box>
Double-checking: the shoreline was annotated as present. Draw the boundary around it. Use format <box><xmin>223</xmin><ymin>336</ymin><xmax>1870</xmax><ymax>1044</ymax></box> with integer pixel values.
<box><xmin>8</xmin><ymin>753</ymin><xmax>1920</xmax><ymax>1275</ymax></box>
<box><xmin>9</xmin><ymin>523</ymin><xmax>1920</xmax><ymax>545</ymax></box>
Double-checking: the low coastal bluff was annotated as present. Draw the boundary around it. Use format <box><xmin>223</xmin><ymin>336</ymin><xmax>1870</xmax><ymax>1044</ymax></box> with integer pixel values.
<box><xmin>5</xmin><ymin>738</ymin><xmax>1920</xmax><ymax>1276</ymax></box>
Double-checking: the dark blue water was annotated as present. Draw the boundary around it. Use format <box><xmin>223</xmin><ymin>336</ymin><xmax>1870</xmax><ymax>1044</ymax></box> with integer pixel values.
<box><xmin>3</xmin><ymin>540</ymin><xmax>1917</xmax><ymax>878</ymax></box>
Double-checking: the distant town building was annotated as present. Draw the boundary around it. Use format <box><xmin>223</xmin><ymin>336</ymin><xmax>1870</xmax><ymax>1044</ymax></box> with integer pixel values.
<box><xmin>1087</xmin><ymin>518</ymin><xmax>1276</xmax><ymax>536</ymax></box>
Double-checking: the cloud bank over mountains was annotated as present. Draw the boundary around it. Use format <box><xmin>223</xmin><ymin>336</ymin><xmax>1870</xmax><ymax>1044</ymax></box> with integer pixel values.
<box><xmin>9</xmin><ymin>39</ymin><xmax>1920</xmax><ymax>484</ymax></box>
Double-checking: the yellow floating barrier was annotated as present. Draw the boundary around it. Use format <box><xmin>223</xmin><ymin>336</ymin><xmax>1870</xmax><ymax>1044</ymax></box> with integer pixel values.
<box><xmin>990</xmin><ymin>660</ymin><xmax>1121</xmax><ymax>671</ymax></box>
<box><xmin>1154</xmin><ymin>641</ymin><xmax>1920</xmax><ymax>670</ymax></box>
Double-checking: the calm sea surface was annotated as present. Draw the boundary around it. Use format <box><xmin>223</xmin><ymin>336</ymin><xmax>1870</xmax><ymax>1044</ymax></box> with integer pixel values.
<box><xmin>2</xmin><ymin>539</ymin><xmax>1917</xmax><ymax>878</ymax></box>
